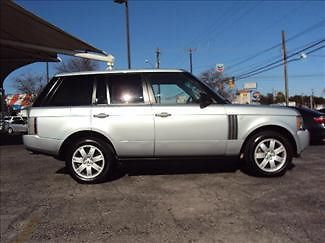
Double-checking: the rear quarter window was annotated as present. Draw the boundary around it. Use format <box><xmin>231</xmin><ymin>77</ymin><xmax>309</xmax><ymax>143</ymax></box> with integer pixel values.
<box><xmin>40</xmin><ymin>75</ymin><xmax>95</xmax><ymax>106</ymax></box>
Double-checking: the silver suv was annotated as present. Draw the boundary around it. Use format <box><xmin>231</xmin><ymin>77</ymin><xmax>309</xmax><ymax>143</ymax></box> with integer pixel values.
<box><xmin>23</xmin><ymin>69</ymin><xmax>309</xmax><ymax>183</ymax></box>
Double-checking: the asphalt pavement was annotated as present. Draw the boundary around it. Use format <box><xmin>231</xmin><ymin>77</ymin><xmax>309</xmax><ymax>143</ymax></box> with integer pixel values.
<box><xmin>0</xmin><ymin>138</ymin><xmax>324</xmax><ymax>242</ymax></box>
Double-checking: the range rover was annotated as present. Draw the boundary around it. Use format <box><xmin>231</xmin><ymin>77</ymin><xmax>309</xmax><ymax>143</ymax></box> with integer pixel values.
<box><xmin>23</xmin><ymin>69</ymin><xmax>309</xmax><ymax>183</ymax></box>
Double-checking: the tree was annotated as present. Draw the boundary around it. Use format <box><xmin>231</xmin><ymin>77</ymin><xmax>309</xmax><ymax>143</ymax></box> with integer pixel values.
<box><xmin>12</xmin><ymin>73</ymin><xmax>45</xmax><ymax>95</ymax></box>
<box><xmin>275</xmin><ymin>92</ymin><xmax>286</xmax><ymax>103</ymax></box>
<box><xmin>260</xmin><ymin>93</ymin><xmax>274</xmax><ymax>105</ymax></box>
<box><xmin>199</xmin><ymin>68</ymin><xmax>230</xmax><ymax>98</ymax></box>
<box><xmin>54</xmin><ymin>57</ymin><xmax>100</xmax><ymax>73</ymax></box>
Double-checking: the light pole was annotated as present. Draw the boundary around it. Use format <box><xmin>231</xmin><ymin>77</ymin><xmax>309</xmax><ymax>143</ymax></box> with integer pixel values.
<box><xmin>114</xmin><ymin>0</ymin><xmax>131</xmax><ymax>69</ymax></box>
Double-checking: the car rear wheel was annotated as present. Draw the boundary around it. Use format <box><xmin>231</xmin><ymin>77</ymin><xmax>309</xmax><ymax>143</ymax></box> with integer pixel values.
<box><xmin>66</xmin><ymin>138</ymin><xmax>113</xmax><ymax>184</ymax></box>
<box><xmin>244</xmin><ymin>131</ymin><xmax>293</xmax><ymax>176</ymax></box>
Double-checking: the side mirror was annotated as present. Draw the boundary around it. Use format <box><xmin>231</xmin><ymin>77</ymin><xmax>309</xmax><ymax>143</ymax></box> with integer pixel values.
<box><xmin>199</xmin><ymin>93</ymin><xmax>213</xmax><ymax>108</ymax></box>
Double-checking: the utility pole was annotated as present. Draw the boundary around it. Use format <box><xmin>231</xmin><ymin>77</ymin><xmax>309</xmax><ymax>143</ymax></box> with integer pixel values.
<box><xmin>155</xmin><ymin>48</ymin><xmax>160</xmax><ymax>69</ymax></box>
<box><xmin>188</xmin><ymin>48</ymin><xmax>196</xmax><ymax>73</ymax></box>
<box><xmin>310</xmin><ymin>89</ymin><xmax>314</xmax><ymax>109</ymax></box>
<box><xmin>281</xmin><ymin>30</ymin><xmax>289</xmax><ymax>106</ymax></box>
<box><xmin>114</xmin><ymin>0</ymin><xmax>131</xmax><ymax>69</ymax></box>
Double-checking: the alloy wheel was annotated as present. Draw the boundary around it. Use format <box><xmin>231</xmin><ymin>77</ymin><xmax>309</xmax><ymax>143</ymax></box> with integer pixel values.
<box><xmin>71</xmin><ymin>145</ymin><xmax>105</xmax><ymax>179</ymax></box>
<box><xmin>254</xmin><ymin>138</ymin><xmax>287</xmax><ymax>173</ymax></box>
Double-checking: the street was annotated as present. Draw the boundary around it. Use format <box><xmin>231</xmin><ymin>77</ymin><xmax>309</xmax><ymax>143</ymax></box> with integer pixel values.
<box><xmin>1</xmin><ymin>140</ymin><xmax>325</xmax><ymax>242</ymax></box>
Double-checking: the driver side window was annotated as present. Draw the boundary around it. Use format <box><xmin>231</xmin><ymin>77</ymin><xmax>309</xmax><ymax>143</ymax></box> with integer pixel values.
<box><xmin>148</xmin><ymin>73</ymin><xmax>205</xmax><ymax>105</ymax></box>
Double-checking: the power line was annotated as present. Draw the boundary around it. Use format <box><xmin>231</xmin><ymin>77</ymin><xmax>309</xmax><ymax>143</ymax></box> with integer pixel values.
<box><xmin>224</xmin><ymin>2</ymin><xmax>304</xmax><ymax>62</ymax></box>
<box><xmin>230</xmin><ymin>38</ymin><xmax>325</xmax><ymax>75</ymax></box>
<box><xmin>226</xmin><ymin>19</ymin><xmax>325</xmax><ymax>71</ymax></box>
<box><xmin>176</xmin><ymin>2</ymin><xmax>261</xmax><ymax>68</ymax></box>
<box><xmin>236</xmin><ymin>42</ymin><xmax>325</xmax><ymax>80</ymax></box>
<box><xmin>235</xmin><ymin>39</ymin><xmax>325</xmax><ymax>79</ymax></box>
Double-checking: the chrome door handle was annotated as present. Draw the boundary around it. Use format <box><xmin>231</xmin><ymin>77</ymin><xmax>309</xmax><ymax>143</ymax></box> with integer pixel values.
<box><xmin>93</xmin><ymin>113</ymin><xmax>109</xmax><ymax>118</ymax></box>
<box><xmin>155</xmin><ymin>112</ymin><xmax>171</xmax><ymax>118</ymax></box>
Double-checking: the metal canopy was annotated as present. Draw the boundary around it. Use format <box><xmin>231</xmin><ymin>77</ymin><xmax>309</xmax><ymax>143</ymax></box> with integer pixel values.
<box><xmin>0</xmin><ymin>0</ymin><xmax>110</xmax><ymax>82</ymax></box>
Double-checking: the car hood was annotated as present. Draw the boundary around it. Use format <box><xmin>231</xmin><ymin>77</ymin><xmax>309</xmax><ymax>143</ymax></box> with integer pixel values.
<box><xmin>224</xmin><ymin>104</ymin><xmax>300</xmax><ymax>116</ymax></box>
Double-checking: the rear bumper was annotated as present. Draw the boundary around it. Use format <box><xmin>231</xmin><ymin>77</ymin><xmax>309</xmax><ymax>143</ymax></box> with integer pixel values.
<box><xmin>23</xmin><ymin>135</ymin><xmax>61</xmax><ymax>156</ymax></box>
<box><xmin>296</xmin><ymin>129</ymin><xmax>309</xmax><ymax>155</ymax></box>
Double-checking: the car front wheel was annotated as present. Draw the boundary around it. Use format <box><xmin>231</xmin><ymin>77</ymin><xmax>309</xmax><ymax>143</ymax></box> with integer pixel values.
<box><xmin>66</xmin><ymin>138</ymin><xmax>113</xmax><ymax>183</ymax></box>
<box><xmin>244</xmin><ymin>131</ymin><xmax>293</xmax><ymax>176</ymax></box>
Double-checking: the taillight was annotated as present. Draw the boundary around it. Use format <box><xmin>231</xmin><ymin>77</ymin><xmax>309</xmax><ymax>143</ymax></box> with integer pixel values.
<box><xmin>296</xmin><ymin>116</ymin><xmax>303</xmax><ymax>130</ymax></box>
<box><xmin>28</xmin><ymin>117</ymin><xmax>37</xmax><ymax>135</ymax></box>
<box><xmin>313</xmin><ymin>116</ymin><xmax>325</xmax><ymax>125</ymax></box>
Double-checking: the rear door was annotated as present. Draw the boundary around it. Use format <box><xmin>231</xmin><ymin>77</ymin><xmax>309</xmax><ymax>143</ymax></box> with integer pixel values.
<box><xmin>145</xmin><ymin>72</ymin><xmax>228</xmax><ymax>156</ymax></box>
<box><xmin>91</xmin><ymin>74</ymin><xmax>154</xmax><ymax>157</ymax></box>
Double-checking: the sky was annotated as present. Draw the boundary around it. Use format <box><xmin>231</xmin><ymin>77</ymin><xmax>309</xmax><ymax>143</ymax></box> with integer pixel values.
<box><xmin>4</xmin><ymin>0</ymin><xmax>325</xmax><ymax>97</ymax></box>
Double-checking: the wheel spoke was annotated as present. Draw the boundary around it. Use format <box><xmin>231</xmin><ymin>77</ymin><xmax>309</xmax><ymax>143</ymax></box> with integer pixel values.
<box><xmin>79</xmin><ymin>148</ymin><xmax>87</xmax><ymax>158</ymax></box>
<box><xmin>259</xmin><ymin>143</ymin><xmax>268</xmax><ymax>152</ymax></box>
<box><xmin>269</xmin><ymin>140</ymin><xmax>276</xmax><ymax>150</ymax></box>
<box><xmin>259</xmin><ymin>158</ymin><xmax>269</xmax><ymax>169</ymax></box>
<box><xmin>255</xmin><ymin>152</ymin><xmax>266</xmax><ymax>159</ymax></box>
<box><xmin>91</xmin><ymin>163</ymin><xmax>102</xmax><ymax>172</ymax></box>
<box><xmin>274</xmin><ymin>155</ymin><xmax>285</xmax><ymax>163</ymax></box>
<box><xmin>269</xmin><ymin>160</ymin><xmax>276</xmax><ymax>169</ymax></box>
<box><xmin>72</xmin><ymin>157</ymin><xmax>83</xmax><ymax>164</ymax></box>
<box><xmin>93</xmin><ymin>155</ymin><xmax>104</xmax><ymax>163</ymax></box>
<box><xmin>274</xmin><ymin>146</ymin><xmax>285</xmax><ymax>155</ymax></box>
<box><xmin>88</xmin><ymin>147</ymin><xmax>96</xmax><ymax>157</ymax></box>
<box><xmin>76</xmin><ymin>164</ymin><xmax>87</xmax><ymax>173</ymax></box>
<box><xmin>86</xmin><ymin>166</ymin><xmax>92</xmax><ymax>177</ymax></box>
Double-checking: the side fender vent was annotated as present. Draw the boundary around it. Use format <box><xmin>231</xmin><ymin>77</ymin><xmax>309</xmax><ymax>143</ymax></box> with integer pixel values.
<box><xmin>228</xmin><ymin>115</ymin><xmax>238</xmax><ymax>140</ymax></box>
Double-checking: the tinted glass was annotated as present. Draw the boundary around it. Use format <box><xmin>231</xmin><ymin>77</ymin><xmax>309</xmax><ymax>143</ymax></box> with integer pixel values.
<box><xmin>13</xmin><ymin>120</ymin><xmax>25</xmax><ymax>125</ymax></box>
<box><xmin>48</xmin><ymin>76</ymin><xmax>94</xmax><ymax>106</ymax></box>
<box><xmin>108</xmin><ymin>74</ymin><xmax>144</xmax><ymax>104</ymax></box>
<box><xmin>33</xmin><ymin>77</ymin><xmax>60</xmax><ymax>107</ymax></box>
<box><xmin>148</xmin><ymin>73</ymin><xmax>211</xmax><ymax>105</ymax></box>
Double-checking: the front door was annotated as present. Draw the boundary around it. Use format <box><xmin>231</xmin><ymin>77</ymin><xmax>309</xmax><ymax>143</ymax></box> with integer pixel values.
<box><xmin>145</xmin><ymin>72</ymin><xmax>228</xmax><ymax>157</ymax></box>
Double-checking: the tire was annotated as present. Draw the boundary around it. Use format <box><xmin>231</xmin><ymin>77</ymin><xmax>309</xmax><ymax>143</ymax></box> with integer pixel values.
<box><xmin>8</xmin><ymin>127</ymin><xmax>13</xmax><ymax>135</ymax></box>
<box><xmin>66</xmin><ymin>138</ymin><xmax>113</xmax><ymax>184</ymax></box>
<box><xmin>244</xmin><ymin>131</ymin><xmax>293</xmax><ymax>177</ymax></box>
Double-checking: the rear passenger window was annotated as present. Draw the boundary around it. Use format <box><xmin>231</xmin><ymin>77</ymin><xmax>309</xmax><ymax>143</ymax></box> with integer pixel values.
<box><xmin>108</xmin><ymin>74</ymin><xmax>144</xmax><ymax>104</ymax></box>
<box><xmin>48</xmin><ymin>76</ymin><xmax>94</xmax><ymax>106</ymax></box>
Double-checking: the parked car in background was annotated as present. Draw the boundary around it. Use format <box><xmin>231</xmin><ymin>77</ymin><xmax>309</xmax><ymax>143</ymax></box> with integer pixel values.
<box><xmin>291</xmin><ymin>106</ymin><xmax>325</xmax><ymax>144</ymax></box>
<box><xmin>317</xmin><ymin>108</ymin><xmax>325</xmax><ymax>114</ymax></box>
<box><xmin>3</xmin><ymin>116</ymin><xmax>27</xmax><ymax>135</ymax></box>
<box><xmin>23</xmin><ymin>69</ymin><xmax>309</xmax><ymax>183</ymax></box>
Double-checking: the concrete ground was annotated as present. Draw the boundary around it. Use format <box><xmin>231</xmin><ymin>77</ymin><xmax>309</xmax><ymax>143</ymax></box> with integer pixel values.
<box><xmin>0</xmin><ymin>139</ymin><xmax>324</xmax><ymax>242</ymax></box>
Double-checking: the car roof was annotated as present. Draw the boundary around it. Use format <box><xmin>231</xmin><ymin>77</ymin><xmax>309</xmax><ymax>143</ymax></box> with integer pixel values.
<box><xmin>55</xmin><ymin>69</ymin><xmax>186</xmax><ymax>77</ymax></box>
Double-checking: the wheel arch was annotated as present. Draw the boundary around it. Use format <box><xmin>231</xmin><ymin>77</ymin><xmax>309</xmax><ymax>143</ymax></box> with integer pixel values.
<box><xmin>58</xmin><ymin>130</ymin><xmax>117</xmax><ymax>160</ymax></box>
<box><xmin>240</xmin><ymin>125</ymin><xmax>298</xmax><ymax>157</ymax></box>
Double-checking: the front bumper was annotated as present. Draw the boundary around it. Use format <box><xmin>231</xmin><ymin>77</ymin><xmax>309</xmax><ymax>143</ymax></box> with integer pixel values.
<box><xmin>296</xmin><ymin>129</ymin><xmax>310</xmax><ymax>155</ymax></box>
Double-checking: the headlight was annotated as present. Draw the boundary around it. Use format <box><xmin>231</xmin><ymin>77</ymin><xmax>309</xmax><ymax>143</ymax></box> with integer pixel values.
<box><xmin>296</xmin><ymin>116</ymin><xmax>304</xmax><ymax>130</ymax></box>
